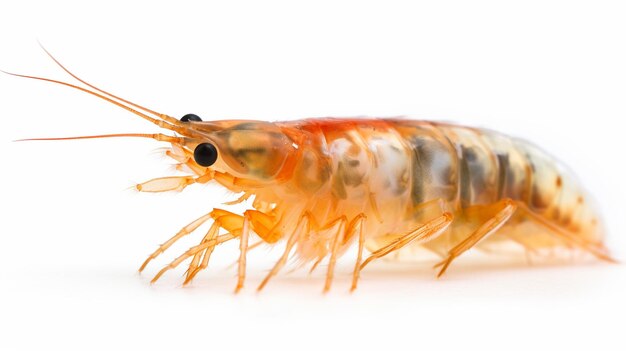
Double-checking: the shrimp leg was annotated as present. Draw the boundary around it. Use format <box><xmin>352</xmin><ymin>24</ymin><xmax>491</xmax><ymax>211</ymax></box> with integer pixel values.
<box><xmin>257</xmin><ymin>213</ymin><xmax>354</xmax><ymax>292</ymax></box>
<box><xmin>139</xmin><ymin>211</ymin><xmax>215</xmax><ymax>272</ymax></box>
<box><xmin>349</xmin><ymin>214</ymin><xmax>367</xmax><ymax>292</ymax></box>
<box><xmin>182</xmin><ymin>209</ymin><xmax>283</xmax><ymax>286</ymax></box>
<box><xmin>183</xmin><ymin>220</ymin><xmax>223</xmax><ymax>285</ymax></box>
<box><xmin>257</xmin><ymin>213</ymin><xmax>311</xmax><ymax>291</ymax></box>
<box><xmin>151</xmin><ymin>233</ymin><xmax>237</xmax><ymax>283</ymax></box>
<box><xmin>153</xmin><ymin>210</ymin><xmax>246</xmax><ymax>283</ymax></box>
<box><xmin>360</xmin><ymin>212</ymin><xmax>453</xmax><ymax>270</ymax></box>
<box><xmin>435</xmin><ymin>199</ymin><xmax>517</xmax><ymax>277</ymax></box>
<box><xmin>235</xmin><ymin>216</ymin><xmax>251</xmax><ymax>293</ymax></box>
<box><xmin>139</xmin><ymin>208</ymin><xmax>243</xmax><ymax>272</ymax></box>
<box><xmin>324</xmin><ymin>216</ymin><xmax>347</xmax><ymax>293</ymax></box>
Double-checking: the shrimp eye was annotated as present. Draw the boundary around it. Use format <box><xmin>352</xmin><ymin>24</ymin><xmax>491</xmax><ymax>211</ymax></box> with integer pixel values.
<box><xmin>194</xmin><ymin>143</ymin><xmax>218</xmax><ymax>167</ymax></box>
<box><xmin>180</xmin><ymin>114</ymin><xmax>202</xmax><ymax>122</ymax></box>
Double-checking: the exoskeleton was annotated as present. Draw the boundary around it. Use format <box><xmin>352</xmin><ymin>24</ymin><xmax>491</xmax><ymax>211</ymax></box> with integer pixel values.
<box><xmin>7</xmin><ymin>48</ymin><xmax>613</xmax><ymax>292</ymax></box>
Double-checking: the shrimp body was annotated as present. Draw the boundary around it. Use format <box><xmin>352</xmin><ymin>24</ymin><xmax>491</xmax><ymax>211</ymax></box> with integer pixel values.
<box><xmin>214</xmin><ymin>119</ymin><xmax>607</xmax><ymax>269</ymax></box>
<box><xmin>7</xmin><ymin>51</ymin><xmax>612</xmax><ymax>292</ymax></box>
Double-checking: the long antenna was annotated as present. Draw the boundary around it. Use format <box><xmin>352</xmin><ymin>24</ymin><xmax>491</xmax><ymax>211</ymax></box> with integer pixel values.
<box><xmin>38</xmin><ymin>43</ymin><xmax>181</xmax><ymax>125</ymax></box>
<box><xmin>0</xmin><ymin>69</ymin><xmax>182</xmax><ymax>134</ymax></box>
<box><xmin>15</xmin><ymin>133</ymin><xmax>184</xmax><ymax>143</ymax></box>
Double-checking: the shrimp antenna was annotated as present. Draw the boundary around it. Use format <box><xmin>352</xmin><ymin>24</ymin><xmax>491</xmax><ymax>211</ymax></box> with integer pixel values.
<box><xmin>14</xmin><ymin>133</ymin><xmax>184</xmax><ymax>143</ymax></box>
<box><xmin>0</xmin><ymin>68</ymin><xmax>184</xmax><ymax>134</ymax></box>
<box><xmin>37</xmin><ymin>42</ymin><xmax>181</xmax><ymax>126</ymax></box>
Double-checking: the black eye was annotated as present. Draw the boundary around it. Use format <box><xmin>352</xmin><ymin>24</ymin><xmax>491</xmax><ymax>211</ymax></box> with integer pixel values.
<box><xmin>194</xmin><ymin>143</ymin><xmax>218</xmax><ymax>167</ymax></box>
<box><xmin>180</xmin><ymin>114</ymin><xmax>202</xmax><ymax>122</ymax></box>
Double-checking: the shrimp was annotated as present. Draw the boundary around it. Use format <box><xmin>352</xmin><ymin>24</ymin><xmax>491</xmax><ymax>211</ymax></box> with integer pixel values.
<box><xmin>5</xmin><ymin>48</ymin><xmax>614</xmax><ymax>293</ymax></box>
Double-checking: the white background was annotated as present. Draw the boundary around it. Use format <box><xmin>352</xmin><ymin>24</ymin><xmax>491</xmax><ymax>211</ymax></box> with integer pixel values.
<box><xmin>1</xmin><ymin>1</ymin><xmax>625</xmax><ymax>350</ymax></box>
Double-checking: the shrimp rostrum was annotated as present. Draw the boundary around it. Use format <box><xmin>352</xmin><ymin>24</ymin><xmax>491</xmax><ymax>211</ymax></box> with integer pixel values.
<box><xmin>7</xmin><ymin>51</ymin><xmax>614</xmax><ymax>292</ymax></box>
